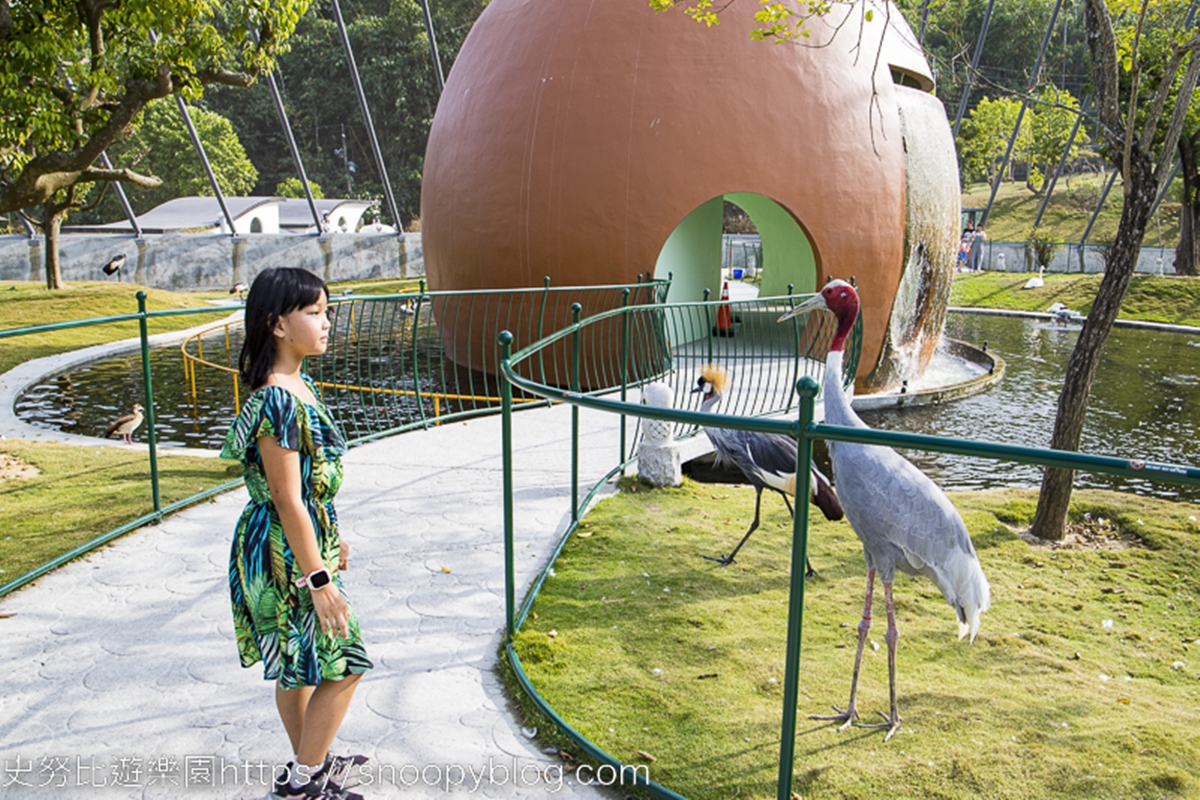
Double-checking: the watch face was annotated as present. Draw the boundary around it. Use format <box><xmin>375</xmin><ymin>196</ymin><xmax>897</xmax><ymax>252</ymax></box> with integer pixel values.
<box><xmin>308</xmin><ymin>570</ymin><xmax>331</xmax><ymax>589</ymax></box>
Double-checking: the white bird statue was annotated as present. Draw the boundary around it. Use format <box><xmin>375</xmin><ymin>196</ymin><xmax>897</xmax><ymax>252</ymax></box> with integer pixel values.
<box><xmin>105</xmin><ymin>403</ymin><xmax>144</xmax><ymax>444</ymax></box>
<box><xmin>692</xmin><ymin>364</ymin><xmax>843</xmax><ymax>576</ymax></box>
<box><xmin>779</xmin><ymin>281</ymin><xmax>990</xmax><ymax>741</ymax></box>
<box><xmin>1022</xmin><ymin>266</ymin><xmax>1045</xmax><ymax>289</ymax></box>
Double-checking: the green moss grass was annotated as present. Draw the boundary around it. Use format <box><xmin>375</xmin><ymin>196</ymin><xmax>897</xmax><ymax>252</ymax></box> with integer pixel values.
<box><xmin>0</xmin><ymin>440</ymin><xmax>240</xmax><ymax>583</ymax></box>
<box><xmin>949</xmin><ymin>273</ymin><xmax>1200</xmax><ymax>328</ymax></box>
<box><xmin>511</xmin><ymin>478</ymin><xmax>1200</xmax><ymax>799</ymax></box>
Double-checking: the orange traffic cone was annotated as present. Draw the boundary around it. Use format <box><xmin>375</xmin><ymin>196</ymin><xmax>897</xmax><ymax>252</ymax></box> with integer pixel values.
<box><xmin>713</xmin><ymin>281</ymin><xmax>737</xmax><ymax>337</ymax></box>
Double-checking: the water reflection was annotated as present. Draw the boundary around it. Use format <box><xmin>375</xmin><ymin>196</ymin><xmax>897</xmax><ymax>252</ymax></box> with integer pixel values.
<box><xmin>860</xmin><ymin>314</ymin><xmax>1200</xmax><ymax>502</ymax></box>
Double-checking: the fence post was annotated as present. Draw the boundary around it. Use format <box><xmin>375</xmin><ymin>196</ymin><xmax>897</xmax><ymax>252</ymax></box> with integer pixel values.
<box><xmin>620</xmin><ymin>288</ymin><xmax>631</xmax><ymax>472</ymax></box>
<box><xmin>777</xmin><ymin>375</ymin><xmax>818</xmax><ymax>800</ymax></box>
<box><xmin>411</xmin><ymin>285</ymin><xmax>428</xmax><ymax>427</ymax></box>
<box><xmin>570</xmin><ymin>302</ymin><xmax>582</xmax><ymax>523</ymax></box>
<box><xmin>702</xmin><ymin>287</ymin><xmax>713</xmax><ymax>364</ymax></box>
<box><xmin>537</xmin><ymin>276</ymin><xmax>551</xmax><ymax>386</ymax></box>
<box><xmin>500</xmin><ymin>330</ymin><xmax>516</xmax><ymax>642</ymax></box>
<box><xmin>136</xmin><ymin>292</ymin><xmax>162</xmax><ymax>516</ymax></box>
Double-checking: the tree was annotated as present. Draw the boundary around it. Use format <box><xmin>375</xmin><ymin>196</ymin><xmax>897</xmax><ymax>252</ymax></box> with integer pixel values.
<box><xmin>1027</xmin><ymin>86</ymin><xmax>1087</xmax><ymax>193</ymax></box>
<box><xmin>276</xmin><ymin>177</ymin><xmax>324</xmax><ymax>199</ymax></box>
<box><xmin>957</xmin><ymin>96</ymin><xmax>1031</xmax><ymax>187</ymax></box>
<box><xmin>1030</xmin><ymin>0</ymin><xmax>1200</xmax><ymax>541</ymax></box>
<box><xmin>85</xmin><ymin>100</ymin><xmax>258</xmax><ymax>220</ymax></box>
<box><xmin>0</xmin><ymin>0</ymin><xmax>311</xmax><ymax>288</ymax></box>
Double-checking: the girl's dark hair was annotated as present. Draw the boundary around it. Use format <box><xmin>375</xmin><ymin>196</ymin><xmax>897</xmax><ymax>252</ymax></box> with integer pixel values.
<box><xmin>238</xmin><ymin>268</ymin><xmax>328</xmax><ymax>390</ymax></box>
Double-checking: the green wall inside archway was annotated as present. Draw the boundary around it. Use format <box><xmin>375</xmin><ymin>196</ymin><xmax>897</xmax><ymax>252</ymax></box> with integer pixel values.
<box><xmin>723</xmin><ymin>192</ymin><xmax>817</xmax><ymax>297</ymax></box>
<box><xmin>653</xmin><ymin>193</ymin><xmax>817</xmax><ymax>302</ymax></box>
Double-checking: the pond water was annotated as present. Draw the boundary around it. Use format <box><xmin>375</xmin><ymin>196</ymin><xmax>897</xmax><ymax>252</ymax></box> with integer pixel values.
<box><xmin>859</xmin><ymin>313</ymin><xmax>1200</xmax><ymax>503</ymax></box>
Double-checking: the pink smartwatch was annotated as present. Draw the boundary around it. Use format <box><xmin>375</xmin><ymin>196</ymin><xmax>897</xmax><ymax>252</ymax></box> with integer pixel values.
<box><xmin>295</xmin><ymin>568</ymin><xmax>332</xmax><ymax>590</ymax></box>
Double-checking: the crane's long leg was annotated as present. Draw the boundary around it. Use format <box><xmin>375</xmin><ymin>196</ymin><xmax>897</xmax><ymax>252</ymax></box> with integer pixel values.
<box><xmin>855</xmin><ymin>579</ymin><xmax>902</xmax><ymax>741</ymax></box>
<box><xmin>704</xmin><ymin>487</ymin><xmax>763</xmax><ymax>566</ymax></box>
<box><xmin>812</xmin><ymin>567</ymin><xmax>875</xmax><ymax>729</ymax></box>
<box><xmin>778</xmin><ymin>492</ymin><xmax>816</xmax><ymax>578</ymax></box>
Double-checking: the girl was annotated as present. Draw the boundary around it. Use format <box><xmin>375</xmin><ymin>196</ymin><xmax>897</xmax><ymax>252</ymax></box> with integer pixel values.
<box><xmin>221</xmin><ymin>268</ymin><xmax>373</xmax><ymax>800</ymax></box>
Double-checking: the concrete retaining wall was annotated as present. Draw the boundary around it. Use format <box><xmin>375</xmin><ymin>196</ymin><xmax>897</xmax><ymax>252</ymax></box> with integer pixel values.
<box><xmin>972</xmin><ymin>240</ymin><xmax>1177</xmax><ymax>275</ymax></box>
<box><xmin>0</xmin><ymin>232</ymin><xmax>424</xmax><ymax>289</ymax></box>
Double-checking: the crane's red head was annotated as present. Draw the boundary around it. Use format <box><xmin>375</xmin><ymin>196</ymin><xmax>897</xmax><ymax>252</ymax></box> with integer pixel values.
<box><xmin>777</xmin><ymin>279</ymin><xmax>860</xmax><ymax>352</ymax></box>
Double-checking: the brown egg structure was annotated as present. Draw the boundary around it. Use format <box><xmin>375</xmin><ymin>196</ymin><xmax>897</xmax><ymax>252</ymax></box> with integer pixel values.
<box><xmin>422</xmin><ymin>0</ymin><xmax>959</xmax><ymax>390</ymax></box>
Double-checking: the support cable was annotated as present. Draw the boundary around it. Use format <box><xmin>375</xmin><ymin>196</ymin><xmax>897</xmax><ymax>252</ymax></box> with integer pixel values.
<box><xmin>980</xmin><ymin>0</ymin><xmax>1065</xmax><ymax>227</ymax></box>
<box><xmin>952</xmin><ymin>0</ymin><xmax>997</xmax><ymax>139</ymax></box>
<box><xmin>251</xmin><ymin>25</ymin><xmax>324</xmax><ymax>232</ymax></box>
<box><xmin>1033</xmin><ymin>94</ymin><xmax>1091</xmax><ymax>230</ymax></box>
<box><xmin>416</xmin><ymin>0</ymin><xmax>446</xmax><ymax>94</ymax></box>
<box><xmin>330</xmin><ymin>0</ymin><xmax>402</xmax><ymax>229</ymax></box>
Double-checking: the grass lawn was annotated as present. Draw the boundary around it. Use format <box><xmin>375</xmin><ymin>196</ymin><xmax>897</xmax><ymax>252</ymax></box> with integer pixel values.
<box><xmin>949</xmin><ymin>273</ymin><xmax>1200</xmax><ymax>327</ymax></box>
<box><xmin>961</xmin><ymin>176</ymin><xmax>1182</xmax><ymax>247</ymax></box>
<box><xmin>0</xmin><ymin>281</ymin><xmax>233</xmax><ymax>375</ymax></box>
<box><xmin>0</xmin><ymin>440</ymin><xmax>240</xmax><ymax>584</ymax></box>
<box><xmin>510</xmin><ymin>478</ymin><xmax>1200</xmax><ymax>799</ymax></box>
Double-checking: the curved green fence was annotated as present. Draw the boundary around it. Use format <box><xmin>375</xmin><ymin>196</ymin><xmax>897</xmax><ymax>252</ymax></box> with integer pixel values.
<box><xmin>496</xmin><ymin>298</ymin><xmax>1200</xmax><ymax>800</ymax></box>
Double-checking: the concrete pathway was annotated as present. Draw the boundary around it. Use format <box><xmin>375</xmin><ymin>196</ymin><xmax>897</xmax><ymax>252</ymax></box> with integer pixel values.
<box><xmin>1</xmin><ymin>403</ymin><xmax>652</xmax><ymax>799</ymax></box>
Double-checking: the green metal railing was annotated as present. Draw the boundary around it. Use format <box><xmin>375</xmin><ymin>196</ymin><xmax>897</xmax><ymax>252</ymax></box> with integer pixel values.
<box><xmin>497</xmin><ymin>301</ymin><xmax>1200</xmax><ymax>800</ymax></box>
<box><xmin>0</xmin><ymin>277</ymin><xmax>669</xmax><ymax>597</ymax></box>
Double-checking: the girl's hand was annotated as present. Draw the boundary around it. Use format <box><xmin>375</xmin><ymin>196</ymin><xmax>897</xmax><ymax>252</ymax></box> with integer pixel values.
<box><xmin>311</xmin><ymin>585</ymin><xmax>351</xmax><ymax>640</ymax></box>
<box><xmin>338</xmin><ymin>538</ymin><xmax>350</xmax><ymax>571</ymax></box>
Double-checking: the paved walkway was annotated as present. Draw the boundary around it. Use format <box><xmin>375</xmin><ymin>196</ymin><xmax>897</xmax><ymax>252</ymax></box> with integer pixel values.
<box><xmin>1</xmin><ymin>403</ymin><xmax>654</xmax><ymax>799</ymax></box>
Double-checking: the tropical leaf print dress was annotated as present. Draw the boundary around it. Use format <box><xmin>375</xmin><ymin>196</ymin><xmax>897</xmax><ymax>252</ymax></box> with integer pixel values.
<box><xmin>221</xmin><ymin>377</ymin><xmax>372</xmax><ymax>689</ymax></box>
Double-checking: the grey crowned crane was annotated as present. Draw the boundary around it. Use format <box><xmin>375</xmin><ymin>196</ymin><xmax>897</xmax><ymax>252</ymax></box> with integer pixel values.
<box><xmin>101</xmin><ymin>253</ymin><xmax>126</xmax><ymax>276</ymax></box>
<box><xmin>105</xmin><ymin>404</ymin><xmax>144</xmax><ymax>444</ymax></box>
<box><xmin>779</xmin><ymin>281</ymin><xmax>990</xmax><ymax>741</ymax></box>
<box><xmin>692</xmin><ymin>364</ymin><xmax>843</xmax><ymax>576</ymax></box>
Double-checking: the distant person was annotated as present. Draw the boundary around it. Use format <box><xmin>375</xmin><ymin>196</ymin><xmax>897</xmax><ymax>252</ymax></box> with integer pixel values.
<box><xmin>962</xmin><ymin>220</ymin><xmax>975</xmax><ymax>239</ymax></box>
<box><xmin>957</xmin><ymin>239</ymin><xmax>971</xmax><ymax>272</ymax></box>
<box><xmin>969</xmin><ymin>226</ymin><xmax>987</xmax><ymax>271</ymax></box>
<box><xmin>222</xmin><ymin>268</ymin><xmax>372</xmax><ymax>799</ymax></box>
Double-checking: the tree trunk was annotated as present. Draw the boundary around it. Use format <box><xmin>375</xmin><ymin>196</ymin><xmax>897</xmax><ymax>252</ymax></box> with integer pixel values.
<box><xmin>1175</xmin><ymin>132</ymin><xmax>1200</xmax><ymax>276</ymax></box>
<box><xmin>42</xmin><ymin>204</ymin><xmax>65</xmax><ymax>290</ymax></box>
<box><xmin>1029</xmin><ymin>152</ymin><xmax>1157</xmax><ymax>540</ymax></box>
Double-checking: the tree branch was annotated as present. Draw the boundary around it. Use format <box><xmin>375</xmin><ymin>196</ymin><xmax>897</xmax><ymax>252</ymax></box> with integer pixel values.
<box><xmin>194</xmin><ymin>68</ymin><xmax>257</xmax><ymax>88</ymax></box>
<box><xmin>77</xmin><ymin>166</ymin><xmax>162</xmax><ymax>189</ymax></box>
<box><xmin>0</xmin><ymin>0</ymin><xmax>13</xmax><ymax>42</ymax></box>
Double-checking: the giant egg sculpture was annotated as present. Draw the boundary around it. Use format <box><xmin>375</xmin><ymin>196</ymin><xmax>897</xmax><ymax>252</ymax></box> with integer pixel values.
<box><xmin>421</xmin><ymin>0</ymin><xmax>959</xmax><ymax>391</ymax></box>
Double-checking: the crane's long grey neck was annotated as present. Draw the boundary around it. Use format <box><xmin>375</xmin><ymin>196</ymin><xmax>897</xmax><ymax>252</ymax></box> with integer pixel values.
<box><xmin>822</xmin><ymin>349</ymin><xmax>861</xmax><ymax>428</ymax></box>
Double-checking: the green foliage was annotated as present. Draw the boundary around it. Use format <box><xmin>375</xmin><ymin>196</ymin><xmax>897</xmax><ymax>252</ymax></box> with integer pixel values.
<box><xmin>1027</xmin><ymin>87</ymin><xmax>1086</xmax><ymax>192</ymax></box>
<box><xmin>958</xmin><ymin>96</ymin><xmax>1030</xmax><ymax>188</ymax></box>
<box><xmin>275</xmin><ymin>177</ymin><xmax>324</xmax><ymax>199</ymax></box>
<box><xmin>513</xmin><ymin>483</ymin><xmax>1200</xmax><ymax>798</ymax></box>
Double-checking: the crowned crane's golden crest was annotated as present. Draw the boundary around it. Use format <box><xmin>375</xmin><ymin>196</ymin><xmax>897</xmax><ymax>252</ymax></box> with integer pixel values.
<box><xmin>700</xmin><ymin>363</ymin><xmax>730</xmax><ymax>396</ymax></box>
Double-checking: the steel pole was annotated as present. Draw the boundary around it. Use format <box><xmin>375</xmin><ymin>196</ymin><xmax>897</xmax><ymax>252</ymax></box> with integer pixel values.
<box><xmin>777</xmin><ymin>376</ymin><xmax>818</xmax><ymax>800</ymax></box>
<box><xmin>137</xmin><ymin>292</ymin><xmax>162</xmax><ymax>515</ymax></box>
<box><xmin>570</xmin><ymin>303</ymin><xmax>582</xmax><ymax>523</ymax></box>
<box><xmin>500</xmin><ymin>331</ymin><xmax>516</xmax><ymax>642</ymax></box>
<box><xmin>98</xmin><ymin>152</ymin><xmax>142</xmax><ymax>238</ymax></box>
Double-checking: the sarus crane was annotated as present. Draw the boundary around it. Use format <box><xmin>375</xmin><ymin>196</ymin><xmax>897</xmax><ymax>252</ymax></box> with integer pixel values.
<box><xmin>779</xmin><ymin>281</ymin><xmax>991</xmax><ymax>741</ymax></box>
<box><xmin>692</xmin><ymin>364</ymin><xmax>843</xmax><ymax>575</ymax></box>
